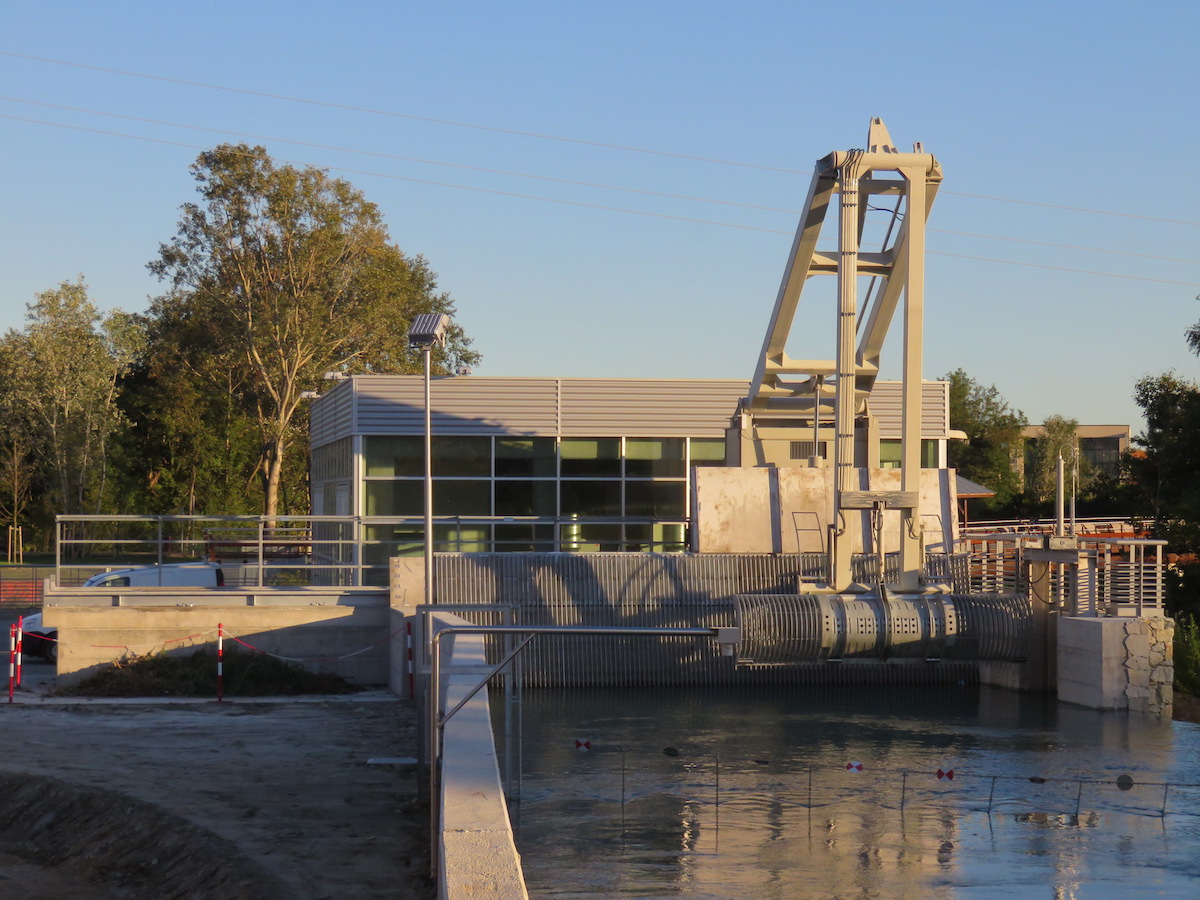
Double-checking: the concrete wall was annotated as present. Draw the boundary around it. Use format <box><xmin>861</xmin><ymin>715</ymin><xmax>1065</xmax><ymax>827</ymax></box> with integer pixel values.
<box><xmin>433</xmin><ymin>613</ymin><xmax>528</xmax><ymax>900</ymax></box>
<box><xmin>692</xmin><ymin>466</ymin><xmax>956</xmax><ymax>555</ymax></box>
<box><xmin>1058</xmin><ymin>616</ymin><xmax>1174</xmax><ymax>715</ymax></box>
<box><xmin>390</xmin><ymin>556</ymin><xmax>425</xmax><ymax>614</ymax></box>
<box><xmin>42</xmin><ymin>586</ymin><xmax>392</xmax><ymax>687</ymax></box>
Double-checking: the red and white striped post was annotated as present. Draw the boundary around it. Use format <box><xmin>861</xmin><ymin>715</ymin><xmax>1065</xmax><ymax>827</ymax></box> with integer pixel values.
<box><xmin>15</xmin><ymin>615</ymin><xmax>23</xmax><ymax>688</ymax></box>
<box><xmin>7</xmin><ymin>624</ymin><xmax>15</xmax><ymax>703</ymax></box>
<box><xmin>217</xmin><ymin>622</ymin><xmax>224</xmax><ymax>703</ymax></box>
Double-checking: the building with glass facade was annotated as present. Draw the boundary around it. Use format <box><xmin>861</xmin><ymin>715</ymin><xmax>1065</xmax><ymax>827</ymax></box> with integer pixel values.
<box><xmin>309</xmin><ymin>375</ymin><xmax>957</xmax><ymax>562</ymax></box>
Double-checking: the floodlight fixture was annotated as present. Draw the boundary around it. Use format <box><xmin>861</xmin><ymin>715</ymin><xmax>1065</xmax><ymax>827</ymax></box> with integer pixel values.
<box><xmin>299</xmin><ymin>390</ymin><xmax>321</xmax><ymax>400</ymax></box>
<box><xmin>408</xmin><ymin>313</ymin><xmax>451</xmax><ymax>348</ymax></box>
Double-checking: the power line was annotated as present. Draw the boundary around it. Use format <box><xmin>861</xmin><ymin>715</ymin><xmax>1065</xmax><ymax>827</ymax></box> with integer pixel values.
<box><xmin>0</xmin><ymin>114</ymin><xmax>788</xmax><ymax>235</ymax></box>
<box><xmin>0</xmin><ymin>96</ymin><xmax>803</xmax><ymax>215</ymax></box>
<box><xmin>0</xmin><ymin>50</ymin><xmax>806</xmax><ymax>174</ymax></box>
<box><xmin>4</xmin><ymin>112</ymin><xmax>1199</xmax><ymax>288</ymax></box>
<box><xmin>5</xmin><ymin>50</ymin><xmax>1200</xmax><ymax>229</ymax></box>
<box><xmin>5</xmin><ymin>97</ymin><xmax>1199</xmax><ymax>268</ymax></box>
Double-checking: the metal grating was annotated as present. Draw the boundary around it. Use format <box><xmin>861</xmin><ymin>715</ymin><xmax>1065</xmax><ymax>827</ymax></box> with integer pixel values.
<box><xmin>430</xmin><ymin>554</ymin><xmax>1025</xmax><ymax>686</ymax></box>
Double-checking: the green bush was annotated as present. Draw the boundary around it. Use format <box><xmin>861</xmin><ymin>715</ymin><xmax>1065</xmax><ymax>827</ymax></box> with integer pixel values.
<box><xmin>1175</xmin><ymin>615</ymin><xmax>1200</xmax><ymax>698</ymax></box>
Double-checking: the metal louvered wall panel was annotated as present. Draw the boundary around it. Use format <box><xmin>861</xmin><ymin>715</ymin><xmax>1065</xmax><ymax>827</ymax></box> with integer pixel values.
<box><xmin>867</xmin><ymin>380</ymin><xmax>952</xmax><ymax>438</ymax></box>
<box><xmin>353</xmin><ymin>377</ymin><xmax>562</xmax><ymax>435</ymax></box>
<box><xmin>310</xmin><ymin>379</ymin><xmax>356</xmax><ymax>448</ymax></box>
<box><xmin>430</xmin><ymin>554</ymin><xmax>1022</xmax><ymax>686</ymax></box>
<box><xmin>557</xmin><ymin>379</ymin><xmax>745</xmax><ymax>437</ymax></box>
<box><xmin>311</xmin><ymin>375</ymin><xmax>950</xmax><ymax>442</ymax></box>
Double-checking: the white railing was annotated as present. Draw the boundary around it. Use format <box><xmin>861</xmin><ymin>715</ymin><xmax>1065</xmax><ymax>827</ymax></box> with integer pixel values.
<box><xmin>955</xmin><ymin>533</ymin><xmax>1167</xmax><ymax>616</ymax></box>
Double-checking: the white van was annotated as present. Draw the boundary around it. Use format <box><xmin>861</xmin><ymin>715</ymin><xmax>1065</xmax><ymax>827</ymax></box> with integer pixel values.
<box><xmin>23</xmin><ymin>562</ymin><xmax>225</xmax><ymax>662</ymax></box>
<box><xmin>82</xmin><ymin>561</ymin><xmax>224</xmax><ymax>589</ymax></box>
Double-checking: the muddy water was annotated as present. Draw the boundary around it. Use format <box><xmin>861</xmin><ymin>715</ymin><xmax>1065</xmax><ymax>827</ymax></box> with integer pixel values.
<box><xmin>510</xmin><ymin>685</ymin><xmax>1200</xmax><ymax>899</ymax></box>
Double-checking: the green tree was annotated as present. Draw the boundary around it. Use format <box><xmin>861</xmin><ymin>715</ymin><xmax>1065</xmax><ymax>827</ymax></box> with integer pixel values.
<box><xmin>945</xmin><ymin>369</ymin><xmax>1027</xmax><ymax>506</ymax></box>
<box><xmin>1024</xmin><ymin>414</ymin><xmax>1082</xmax><ymax>504</ymax></box>
<box><xmin>1130</xmin><ymin>372</ymin><xmax>1200</xmax><ymax>550</ymax></box>
<box><xmin>0</xmin><ymin>278</ymin><xmax>140</xmax><ymax>520</ymax></box>
<box><xmin>0</xmin><ymin>344</ymin><xmax>39</xmax><ymax>536</ymax></box>
<box><xmin>147</xmin><ymin>144</ymin><xmax>478</xmax><ymax>517</ymax></box>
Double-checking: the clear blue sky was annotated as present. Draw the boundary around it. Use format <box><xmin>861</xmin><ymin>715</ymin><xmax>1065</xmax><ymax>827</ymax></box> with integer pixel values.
<box><xmin>4</xmin><ymin>1</ymin><xmax>1199</xmax><ymax>432</ymax></box>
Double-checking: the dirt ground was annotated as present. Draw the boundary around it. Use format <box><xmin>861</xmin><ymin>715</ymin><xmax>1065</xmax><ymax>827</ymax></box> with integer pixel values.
<box><xmin>0</xmin><ymin>665</ymin><xmax>432</xmax><ymax>899</ymax></box>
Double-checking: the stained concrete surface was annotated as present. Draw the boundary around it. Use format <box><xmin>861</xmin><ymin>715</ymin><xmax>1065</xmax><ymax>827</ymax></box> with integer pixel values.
<box><xmin>0</xmin><ymin>668</ymin><xmax>432</xmax><ymax>899</ymax></box>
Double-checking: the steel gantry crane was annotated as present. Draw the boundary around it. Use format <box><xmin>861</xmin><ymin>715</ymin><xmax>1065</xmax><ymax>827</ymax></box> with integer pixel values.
<box><xmin>745</xmin><ymin>118</ymin><xmax>943</xmax><ymax>592</ymax></box>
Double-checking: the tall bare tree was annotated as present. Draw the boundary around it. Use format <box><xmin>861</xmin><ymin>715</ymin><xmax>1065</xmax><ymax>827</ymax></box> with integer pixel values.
<box><xmin>148</xmin><ymin>144</ymin><xmax>477</xmax><ymax>518</ymax></box>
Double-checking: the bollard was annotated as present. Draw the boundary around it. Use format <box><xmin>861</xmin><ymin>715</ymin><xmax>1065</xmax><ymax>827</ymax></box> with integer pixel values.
<box><xmin>217</xmin><ymin>622</ymin><xmax>224</xmax><ymax>703</ymax></box>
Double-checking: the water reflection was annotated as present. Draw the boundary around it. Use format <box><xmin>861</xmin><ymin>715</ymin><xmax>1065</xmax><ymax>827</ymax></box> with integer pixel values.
<box><xmin>511</xmin><ymin>685</ymin><xmax>1200</xmax><ymax>898</ymax></box>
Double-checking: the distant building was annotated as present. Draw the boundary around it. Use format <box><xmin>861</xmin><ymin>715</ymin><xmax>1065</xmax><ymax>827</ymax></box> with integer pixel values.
<box><xmin>1020</xmin><ymin>424</ymin><xmax>1130</xmax><ymax>479</ymax></box>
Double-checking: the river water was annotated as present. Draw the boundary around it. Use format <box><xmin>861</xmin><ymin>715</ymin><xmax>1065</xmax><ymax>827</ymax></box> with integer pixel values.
<box><xmin>509</xmin><ymin>684</ymin><xmax>1200</xmax><ymax>899</ymax></box>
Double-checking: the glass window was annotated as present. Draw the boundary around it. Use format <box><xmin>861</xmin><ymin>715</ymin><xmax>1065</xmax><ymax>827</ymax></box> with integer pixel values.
<box><xmin>560</xmin><ymin>438</ymin><xmax>621</xmax><ymax>477</ymax></box>
<box><xmin>432</xmin><ymin>436</ymin><xmax>491</xmax><ymax>477</ymax></box>
<box><xmin>878</xmin><ymin>440</ymin><xmax>938</xmax><ymax>469</ymax></box>
<box><xmin>879</xmin><ymin>440</ymin><xmax>902</xmax><ymax>469</ymax></box>
<box><xmin>436</xmin><ymin>523</ymin><xmax>490</xmax><ymax>553</ymax></box>
<box><xmin>690</xmin><ymin>437</ymin><xmax>728</xmax><ymax>467</ymax></box>
<box><xmin>625</xmin><ymin>438</ymin><xmax>685</xmax><ymax>478</ymax></box>
<box><xmin>625</xmin><ymin>481</ymin><xmax>686</xmax><ymax>517</ymax></box>
<box><xmin>562</xmin><ymin>522</ymin><xmax>622</xmax><ymax>552</ymax></box>
<box><xmin>433</xmin><ymin>480</ymin><xmax>491</xmax><ymax>516</ymax></box>
<box><xmin>364</xmin><ymin>481</ymin><xmax>423</xmax><ymax>516</ymax></box>
<box><xmin>363</xmin><ymin>524</ymin><xmax>423</xmax><ymax>562</ymax></box>
<box><xmin>626</xmin><ymin>522</ymin><xmax>687</xmax><ymax>552</ymax></box>
<box><xmin>496</xmin><ymin>437</ymin><xmax>557</xmax><ymax>477</ymax></box>
<box><xmin>495</xmin><ymin>480</ymin><xmax>557</xmax><ymax>517</ymax></box>
<box><xmin>561</xmin><ymin>480</ymin><xmax>621</xmax><ymax>516</ymax></box>
<box><xmin>364</xmin><ymin>436</ymin><xmax>423</xmax><ymax>477</ymax></box>
<box><xmin>495</xmin><ymin>523</ymin><xmax>556</xmax><ymax>553</ymax></box>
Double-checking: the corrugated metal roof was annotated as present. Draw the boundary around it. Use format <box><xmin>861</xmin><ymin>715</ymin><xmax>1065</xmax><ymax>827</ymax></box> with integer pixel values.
<box><xmin>309</xmin><ymin>375</ymin><xmax>950</xmax><ymax>441</ymax></box>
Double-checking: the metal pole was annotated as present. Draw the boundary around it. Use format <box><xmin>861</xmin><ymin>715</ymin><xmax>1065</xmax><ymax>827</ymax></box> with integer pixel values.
<box><xmin>1055</xmin><ymin>454</ymin><xmax>1065</xmax><ymax>537</ymax></box>
<box><xmin>424</xmin><ymin>345</ymin><xmax>434</xmax><ymax>608</ymax></box>
<box><xmin>1070</xmin><ymin>450</ymin><xmax>1078</xmax><ymax>536</ymax></box>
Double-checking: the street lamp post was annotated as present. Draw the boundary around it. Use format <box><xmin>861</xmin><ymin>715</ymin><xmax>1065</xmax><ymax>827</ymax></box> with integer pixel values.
<box><xmin>407</xmin><ymin>314</ymin><xmax>451</xmax><ymax>607</ymax></box>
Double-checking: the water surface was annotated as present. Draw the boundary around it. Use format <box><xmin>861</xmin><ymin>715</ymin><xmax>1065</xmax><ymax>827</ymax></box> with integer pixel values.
<box><xmin>510</xmin><ymin>685</ymin><xmax>1200</xmax><ymax>898</ymax></box>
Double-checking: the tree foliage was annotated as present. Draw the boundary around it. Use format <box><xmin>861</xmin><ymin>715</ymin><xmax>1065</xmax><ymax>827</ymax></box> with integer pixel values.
<box><xmin>1130</xmin><ymin>372</ymin><xmax>1200</xmax><ymax>550</ymax></box>
<box><xmin>945</xmin><ymin>368</ymin><xmax>1027</xmax><ymax>506</ymax></box>
<box><xmin>1024</xmin><ymin>414</ymin><xmax>1082</xmax><ymax>504</ymax></box>
<box><xmin>0</xmin><ymin>278</ymin><xmax>139</xmax><ymax>523</ymax></box>
<box><xmin>146</xmin><ymin>144</ymin><xmax>477</xmax><ymax>517</ymax></box>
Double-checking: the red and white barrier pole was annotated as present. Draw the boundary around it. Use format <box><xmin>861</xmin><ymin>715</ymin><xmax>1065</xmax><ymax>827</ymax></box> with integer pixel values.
<box><xmin>15</xmin><ymin>615</ymin><xmax>22</xmax><ymax>688</ymax></box>
<box><xmin>217</xmin><ymin>622</ymin><xmax>224</xmax><ymax>703</ymax></box>
<box><xmin>7</xmin><ymin>624</ymin><xmax>14</xmax><ymax>703</ymax></box>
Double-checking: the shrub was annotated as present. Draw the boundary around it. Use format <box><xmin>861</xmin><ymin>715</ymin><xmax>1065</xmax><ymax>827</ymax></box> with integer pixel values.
<box><xmin>56</xmin><ymin>646</ymin><xmax>361</xmax><ymax>698</ymax></box>
<box><xmin>1175</xmin><ymin>615</ymin><xmax>1200</xmax><ymax>698</ymax></box>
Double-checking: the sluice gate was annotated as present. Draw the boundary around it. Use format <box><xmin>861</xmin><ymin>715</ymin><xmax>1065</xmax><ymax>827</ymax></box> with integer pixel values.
<box><xmin>428</xmin><ymin>553</ymin><xmax>1030</xmax><ymax>686</ymax></box>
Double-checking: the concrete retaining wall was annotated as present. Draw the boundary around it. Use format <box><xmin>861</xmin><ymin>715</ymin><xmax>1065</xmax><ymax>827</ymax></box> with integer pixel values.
<box><xmin>1058</xmin><ymin>616</ymin><xmax>1174</xmax><ymax>715</ymax></box>
<box><xmin>41</xmin><ymin>586</ymin><xmax>393</xmax><ymax>687</ymax></box>
<box><xmin>692</xmin><ymin>467</ymin><xmax>957</xmax><ymax>554</ymax></box>
<box><xmin>433</xmin><ymin>612</ymin><xmax>528</xmax><ymax>900</ymax></box>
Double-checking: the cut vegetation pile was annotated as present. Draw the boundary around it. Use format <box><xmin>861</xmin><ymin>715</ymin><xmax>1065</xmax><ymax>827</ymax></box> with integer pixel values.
<box><xmin>58</xmin><ymin>647</ymin><xmax>362</xmax><ymax>698</ymax></box>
